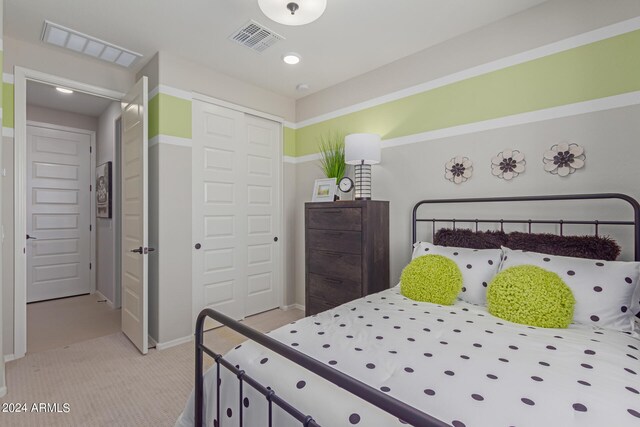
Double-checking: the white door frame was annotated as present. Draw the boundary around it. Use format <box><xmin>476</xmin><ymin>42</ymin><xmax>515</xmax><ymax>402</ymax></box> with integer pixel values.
<box><xmin>26</xmin><ymin>120</ymin><xmax>97</xmax><ymax>299</ymax></box>
<box><xmin>13</xmin><ymin>66</ymin><xmax>124</xmax><ymax>359</ymax></box>
<box><xmin>191</xmin><ymin>92</ymin><xmax>286</xmax><ymax>328</ymax></box>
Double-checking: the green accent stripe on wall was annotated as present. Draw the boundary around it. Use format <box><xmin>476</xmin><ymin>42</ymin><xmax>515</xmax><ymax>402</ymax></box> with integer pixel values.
<box><xmin>149</xmin><ymin>93</ymin><xmax>192</xmax><ymax>140</ymax></box>
<box><xmin>284</xmin><ymin>127</ymin><xmax>296</xmax><ymax>157</ymax></box>
<box><xmin>3</xmin><ymin>82</ymin><xmax>14</xmax><ymax>129</ymax></box>
<box><xmin>293</xmin><ymin>29</ymin><xmax>640</xmax><ymax>157</ymax></box>
<box><xmin>149</xmin><ymin>94</ymin><xmax>159</xmax><ymax>139</ymax></box>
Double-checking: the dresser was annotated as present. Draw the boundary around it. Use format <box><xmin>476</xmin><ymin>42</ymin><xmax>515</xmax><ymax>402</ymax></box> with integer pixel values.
<box><xmin>305</xmin><ymin>200</ymin><xmax>390</xmax><ymax>316</ymax></box>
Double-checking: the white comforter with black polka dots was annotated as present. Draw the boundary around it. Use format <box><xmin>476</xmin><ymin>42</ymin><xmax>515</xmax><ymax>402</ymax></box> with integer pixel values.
<box><xmin>176</xmin><ymin>286</ymin><xmax>640</xmax><ymax>427</ymax></box>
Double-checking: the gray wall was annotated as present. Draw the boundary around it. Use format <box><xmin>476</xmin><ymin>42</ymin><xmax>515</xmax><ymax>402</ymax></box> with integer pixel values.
<box><xmin>96</xmin><ymin>101</ymin><xmax>122</xmax><ymax>306</ymax></box>
<box><xmin>26</xmin><ymin>105</ymin><xmax>98</xmax><ymax>132</ymax></box>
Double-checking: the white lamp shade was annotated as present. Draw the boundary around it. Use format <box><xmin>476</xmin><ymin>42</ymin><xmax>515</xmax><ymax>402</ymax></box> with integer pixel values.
<box><xmin>258</xmin><ymin>0</ymin><xmax>327</xmax><ymax>26</ymax></box>
<box><xmin>345</xmin><ymin>133</ymin><xmax>381</xmax><ymax>165</ymax></box>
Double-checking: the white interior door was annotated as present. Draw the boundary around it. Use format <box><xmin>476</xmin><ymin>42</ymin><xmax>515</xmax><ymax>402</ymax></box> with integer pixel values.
<box><xmin>121</xmin><ymin>76</ymin><xmax>149</xmax><ymax>354</ymax></box>
<box><xmin>26</xmin><ymin>124</ymin><xmax>92</xmax><ymax>303</ymax></box>
<box><xmin>193</xmin><ymin>101</ymin><xmax>247</xmax><ymax>323</ymax></box>
<box><xmin>244</xmin><ymin>114</ymin><xmax>281</xmax><ymax>315</ymax></box>
<box><xmin>192</xmin><ymin>101</ymin><xmax>281</xmax><ymax>326</ymax></box>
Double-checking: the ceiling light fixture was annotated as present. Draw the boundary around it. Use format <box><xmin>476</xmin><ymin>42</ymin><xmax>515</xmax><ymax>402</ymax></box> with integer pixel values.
<box><xmin>56</xmin><ymin>87</ymin><xmax>74</xmax><ymax>94</ymax></box>
<box><xmin>283</xmin><ymin>53</ymin><xmax>301</xmax><ymax>65</ymax></box>
<box><xmin>258</xmin><ymin>0</ymin><xmax>327</xmax><ymax>26</ymax></box>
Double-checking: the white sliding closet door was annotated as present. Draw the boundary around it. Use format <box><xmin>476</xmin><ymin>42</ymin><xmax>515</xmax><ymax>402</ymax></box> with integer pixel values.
<box><xmin>192</xmin><ymin>100</ymin><xmax>281</xmax><ymax>327</ymax></box>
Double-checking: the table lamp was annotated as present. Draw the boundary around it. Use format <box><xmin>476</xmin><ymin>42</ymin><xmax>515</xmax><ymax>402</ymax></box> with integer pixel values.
<box><xmin>345</xmin><ymin>133</ymin><xmax>381</xmax><ymax>200</ymax></box>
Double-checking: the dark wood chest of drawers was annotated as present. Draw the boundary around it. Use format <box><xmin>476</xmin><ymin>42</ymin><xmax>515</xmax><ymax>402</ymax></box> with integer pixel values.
<box><xmin>305</xmin><ymin>200</ymin><xmax>389</xmax><ymax>316</ymax></box>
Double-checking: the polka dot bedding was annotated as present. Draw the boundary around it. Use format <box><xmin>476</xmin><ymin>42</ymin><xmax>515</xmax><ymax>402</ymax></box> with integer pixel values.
<box><xmin>176</xmin><ymin>287</ymin><xmax>640</xmax><ymax>427</ymax></box>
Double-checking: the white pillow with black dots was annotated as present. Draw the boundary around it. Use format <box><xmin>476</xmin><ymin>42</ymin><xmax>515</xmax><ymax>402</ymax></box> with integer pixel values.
<box><xmin>176</xmin><ymin>287</ymin><xmax>640</xmax><ymax>427</ymax></box>
<box><xmin>412</xmin><ymin>242</ymin><xmax>502</xmax><ymax>306</ymax></box>
<box><xmin>500</xmin><ymin>247</ymin><xmax>640</xmax><ymax>332</ymax></box>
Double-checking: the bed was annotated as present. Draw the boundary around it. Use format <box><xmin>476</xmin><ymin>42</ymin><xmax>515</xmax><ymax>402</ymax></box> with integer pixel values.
<box><xmin>176</xmin><ymin>193</ymin><xmax>640</xmax><ymax>427</ymax></box>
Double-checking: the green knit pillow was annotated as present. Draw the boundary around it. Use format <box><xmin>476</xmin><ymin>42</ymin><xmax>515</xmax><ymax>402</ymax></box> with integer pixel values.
<box><xmin>487</xmin><ymin>265</ymin><xmax>575</xmax><ymax>328</ymax></box>
<box><xmin>400</xmin><ymin>255</ymin><xmax>463</xmax><ymax>305</ymax></box>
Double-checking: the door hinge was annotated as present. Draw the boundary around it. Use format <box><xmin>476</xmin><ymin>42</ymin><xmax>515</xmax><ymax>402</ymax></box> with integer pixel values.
<box><xmin>90</xmin><ymin>184</ymin><xmax>92</xmax><ymax>192</ymax></box>
<box><xmin>90</xmin><ymin>146</ymin><xmax>92</xmax><ymax>153</ymax></box>
<box><xmin>89</xmin><ymin>263</ymin><xmax>92</xmax><ymax>270</ymax></box>
<box><xmin>90</xmin><ymin>225</ymin><xmax>92</xmax><ymax>231</ymax></box>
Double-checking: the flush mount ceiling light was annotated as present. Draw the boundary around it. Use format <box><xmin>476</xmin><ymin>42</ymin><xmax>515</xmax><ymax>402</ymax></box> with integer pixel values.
<box><xmin>283</xmin><ymin>53</ymin><xmax>301</xmax><ymax>65</ymax></box>
<box><xmin>258</xmin><ymin>0</ymin><xmax>327</xmax><ymax>26</ymax></box>
<box><xmin>41</xmin><ymin>20</ymin><xmax>143</xmax><ymax>68</ymax></box>
<box><xmin>55</xmin><ymin>87</ymin><xmax>74</xmax><ymax>94</ymax></box>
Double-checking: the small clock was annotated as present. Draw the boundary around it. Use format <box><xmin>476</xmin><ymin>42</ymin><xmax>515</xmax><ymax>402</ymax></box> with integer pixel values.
<box><xmin>338</xmin><ymin>176</ymin><xmax>354</xmax><ymax>193</ymax></box>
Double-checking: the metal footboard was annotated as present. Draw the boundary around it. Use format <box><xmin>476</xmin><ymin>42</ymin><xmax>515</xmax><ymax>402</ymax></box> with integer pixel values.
<box><xmin>195</xmin><ymin>308</ymin><xmax>448</xmax><ymax>427</ymax></box>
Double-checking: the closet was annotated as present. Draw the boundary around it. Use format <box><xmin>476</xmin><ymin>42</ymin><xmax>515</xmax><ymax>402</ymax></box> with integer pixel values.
<box><xmin>192</xmin><ymin>99</ymin><xmax>282</xmax><ymax>325</ymax></box>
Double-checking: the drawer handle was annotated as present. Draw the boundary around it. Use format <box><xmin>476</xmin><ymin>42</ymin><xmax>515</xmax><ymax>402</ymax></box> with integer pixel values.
<box><xmin>324</xmin><ymin>278</ymin><xmax>343</xmax><ymax>285</ymax></box>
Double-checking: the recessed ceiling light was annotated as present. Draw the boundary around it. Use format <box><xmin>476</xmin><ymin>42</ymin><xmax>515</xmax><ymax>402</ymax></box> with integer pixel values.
<box><xmin>283</xmin><ymin>53</ymin><xmax>301</xmax><ymax>65</ymax></box>
<box><xmin>296</xmin><ymin>83</ymin><xmax>310</xmax><ymax>91</ymax></box>
<box><xmin>56</xmin><ymin>87</ymin><xmax>74</xmax><ymax>94</ymax></box>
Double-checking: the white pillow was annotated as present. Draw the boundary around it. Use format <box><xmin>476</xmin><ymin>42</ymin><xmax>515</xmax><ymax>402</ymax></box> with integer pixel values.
<box><xmin>500</xmin><ymin>247</ymin><xmax>640</xmax><ymax>332</ymax></box>
<box><xmin>412</xmin><ymin>242</ymin><xmax>502</xmax><ymax>306</ymax></box>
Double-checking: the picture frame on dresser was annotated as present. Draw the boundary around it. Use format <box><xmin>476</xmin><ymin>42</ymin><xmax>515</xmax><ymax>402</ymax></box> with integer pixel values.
<box><xmin>311</xmin><ymin>178</ymin><xmax>337</xmax><ymax>202</ymax></box>
<box><xmin>305</xmin><ymin>200</ymin><xmax>390</xmax><ymax>316</ymax></box>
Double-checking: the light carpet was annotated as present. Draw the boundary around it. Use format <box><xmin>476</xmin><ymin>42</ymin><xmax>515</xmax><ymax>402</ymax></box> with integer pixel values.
<box><xmin>27</xmin><ymin>293</ymin><xmax>121</xmax><ymax>354</ymax></box>
<box><xmin>1</xmin><ymin>308</ymin><xmax>303</xmax><ymax>427</ymax></box>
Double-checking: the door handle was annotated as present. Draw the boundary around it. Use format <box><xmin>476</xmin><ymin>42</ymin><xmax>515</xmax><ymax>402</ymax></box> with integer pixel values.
<box><xmin>195</xmin><ymin>243</ymin><xmax>201</xmax><ymax>250</ymax></box>
<box><xmin>144</xmin><ymin>247</ymin><xmax>156</xmax><ymax>254</ymax></box>
<box><xmin>26</xmin><ymin>234</ymin><xmax>37</xmax><ymax>240</ymax></box>
<box><xmin>130</xmin><ymin>247</ymin><xmax>143</xmax><ymax>254</ymax></box>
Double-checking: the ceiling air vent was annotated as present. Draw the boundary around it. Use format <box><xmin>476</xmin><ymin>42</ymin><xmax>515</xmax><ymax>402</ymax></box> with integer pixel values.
<box><xmin>228</xmin><ymin>20</ymin><xmax>284</xmax><ymax>53</ymax></box>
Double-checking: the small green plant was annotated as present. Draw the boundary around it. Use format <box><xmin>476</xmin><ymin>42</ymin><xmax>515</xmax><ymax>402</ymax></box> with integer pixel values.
<box><xmin>318</xmin><ymin>132</ymin><xmax>346</xmax><ymax>180</ymax></box>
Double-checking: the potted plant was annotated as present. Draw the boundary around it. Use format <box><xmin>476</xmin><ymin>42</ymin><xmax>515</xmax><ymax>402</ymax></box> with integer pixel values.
<box><xmin>318</xmin><ymin>132</ymin><xmax>346</xmax><ymax>178</ymax></box>
<box><xmin>317</xmin><ymin>132</ymin><xmax>346</xmax><ymax>200</ymax></box>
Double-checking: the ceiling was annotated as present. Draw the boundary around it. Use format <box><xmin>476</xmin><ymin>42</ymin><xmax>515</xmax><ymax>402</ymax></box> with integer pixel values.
<box><xmin>7</xmin><ymin>0</ymin><xmax>547</xmax><ymax>99</ymax></box>
<box><xmin>27</xmin><ymin>80</ymin><xmax>114</xmax><ymax>117</ymax></box>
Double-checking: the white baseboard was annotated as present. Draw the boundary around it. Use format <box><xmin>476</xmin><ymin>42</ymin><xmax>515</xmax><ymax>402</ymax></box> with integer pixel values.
<box><xmin>95</xmin><ymin>291</ymin><xmax>114</xmax><ymax>309</ymax></box>
<box><xmin>0</xmin><ymin>385</ymin><xmax>6</xmax><ymax>398</ymax></box>
<box><xmin>148</xmin><ymin>336</ymin><xmax>158</xmax><ymax>349</ymax></box>
<box><xmin>4</xmin><ymin>354</ymin><xmax>18</xmax><ymax>363</ymax></box>
<box><xmin>281</xmin><ymin>304</ymin><xmax>305</xmax><ymax>312</ymax></box>
<box><xmin>156</xmin><ymin>335</ymin><xmax>193</xmax><ymax>350</ymax></box>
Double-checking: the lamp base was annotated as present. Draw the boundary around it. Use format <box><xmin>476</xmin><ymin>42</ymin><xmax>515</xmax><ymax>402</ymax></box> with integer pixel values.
<box><xmin>354</xmin><ymin>163</ymin><xmax>372</xmax><ymax>200</ymax></box>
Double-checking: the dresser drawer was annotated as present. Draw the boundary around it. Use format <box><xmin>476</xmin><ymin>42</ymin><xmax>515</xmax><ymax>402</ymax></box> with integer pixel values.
<box><xmin>307</xmin><ymin>208</ymin><xmax>362</xmax><ymax>231</ymax></box>
<box><xmin>307</xmin><ymin>229</ymin><xmax>361</xmax><ymax>254</ymax></box>
<box><xmin>308</xmin><ymin>273</ymin><xmax>361</xmax><ymax>304</ymax></box>
<box><xmin>308</xmin><ymin>250</ymin><xmax>361</xmax><ymax>282</ymax></box>
<box><xmin>307</xmin><ymin>296</ymin><xmax>338</xmax><ymax>316</ymax></box>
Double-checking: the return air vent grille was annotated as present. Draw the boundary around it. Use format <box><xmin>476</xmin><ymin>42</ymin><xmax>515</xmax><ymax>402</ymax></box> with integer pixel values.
<box><xmin>229</xmin><ymin>20</ymin><xmax>284</xmax><ymax>53</ymax></box>
<box><xmin>41</xmin><ymin>20</ymin><xmax>143</xmax><ymax>68</ymax></box>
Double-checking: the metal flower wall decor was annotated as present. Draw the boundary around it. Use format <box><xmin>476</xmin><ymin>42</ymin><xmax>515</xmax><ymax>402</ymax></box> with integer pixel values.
<box><xmin>491</xmin><ymin>149</ymin><xmax>525</xmax><ymax>180</ymax></box>
<box><xmin>445</xmin><ymin>156</ymin><xmax>473</xmax><ymax>184</ymax></box>
<box><xmin>543</xmin><ymin>141</ymin><xmax>585</xmax><ymax>177</ymax></box>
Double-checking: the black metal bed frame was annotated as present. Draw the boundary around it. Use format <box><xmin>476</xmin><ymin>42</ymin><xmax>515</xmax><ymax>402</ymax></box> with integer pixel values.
<box><xmin>195</xmin><ymin>193</ymin><xmax>640</xmax><ymax>427</ymax></box>
<box><xmin>412</xmin><ymin>193</ymin><xmax>640</xmax><ymax>260</ymax></box>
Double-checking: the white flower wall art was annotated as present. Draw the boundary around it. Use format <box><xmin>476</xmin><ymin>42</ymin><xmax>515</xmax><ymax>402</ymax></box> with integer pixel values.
<box><xmin>445</xmin><ymin>156</ymin><xmax>473</xmax><ymax>184</ymax></box>
<box><xmin>491</xmin><ymin>149</ymin><xmax>526</xmax><ymax>180</ymax></box>
<box><xmin>543</xmin><ymin>142</ymin><xmax>585</xmax><ymax>177</ymax></box>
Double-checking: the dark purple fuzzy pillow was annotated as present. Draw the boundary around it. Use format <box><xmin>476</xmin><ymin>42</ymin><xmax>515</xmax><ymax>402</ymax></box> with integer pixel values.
<box><xmin>434</xmin><ymin>228</ymin><xmax>508</xmax><ymax>249</ymax></box>
<box><xmin>506</xmin><ymin>232</ymin><xmax>621</xmax><ymax>261</ymax></box>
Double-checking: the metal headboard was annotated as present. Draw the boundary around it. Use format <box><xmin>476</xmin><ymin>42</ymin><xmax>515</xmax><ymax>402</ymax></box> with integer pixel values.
<box><xmin>412</xmin><ymin>193</ymin><xmax>640</xmax><ymax>261</ymax></box>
